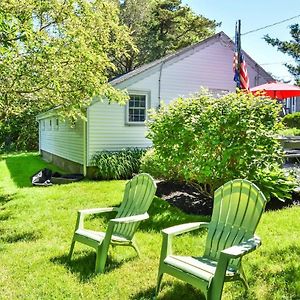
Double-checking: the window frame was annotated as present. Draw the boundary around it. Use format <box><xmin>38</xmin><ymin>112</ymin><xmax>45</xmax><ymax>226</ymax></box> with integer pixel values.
<box><xmin>54</xmin><ymin>118</ymin><xmax>59</xmax><ymax>131</ymax></box>
<box><xmin>125</xmin><ymin>91</ymin><xmax>150</xmax><ymax>126</ymax></box>
<box><xmin>48</xmin><ymin>119</ymin><xmax>52</xmax><ymax>131</ymax></box>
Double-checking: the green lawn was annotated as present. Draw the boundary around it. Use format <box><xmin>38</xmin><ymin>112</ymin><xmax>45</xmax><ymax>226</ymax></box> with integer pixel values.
<box><xmin>0</xmin><ymin>153</ymin><xmax>299</xmax><ymax>299</ymax></box>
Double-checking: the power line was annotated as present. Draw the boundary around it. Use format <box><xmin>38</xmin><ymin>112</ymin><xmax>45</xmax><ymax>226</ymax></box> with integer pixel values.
<box><xmin>260</xmin><ymin>60</ymin><xmax>296</xmax><ymax>66</ymax></box>
<box><xmin>241</xmin><ymin>14</ymin><xmax>300</xmax><ymax>36</ymax></box>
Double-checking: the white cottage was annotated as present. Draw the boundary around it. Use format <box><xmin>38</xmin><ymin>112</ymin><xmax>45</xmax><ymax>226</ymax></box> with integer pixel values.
<box><xmin>37</xmin><ymin>32</ymin><xmax>274</xmax><ymax>176</ymax></box>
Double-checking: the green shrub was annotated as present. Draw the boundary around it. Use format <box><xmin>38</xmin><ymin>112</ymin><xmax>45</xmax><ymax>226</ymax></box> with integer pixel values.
<box><xmin>253</xmin><ymin>165</ymin><xmax>296</xmax><ymax>201</ymax></box>
<box><xmin>91</xmin><ymin>148</ymin><xmax>146</xmax><ymax>180</ymax></box>
<box><xmin>140</xmin><ymin>148</ymin><xmax>174</xmax><ymax>180</ymax></box>
<box><xmin>282</xmin><ymin>112</ymin><xmax>300</xmax><ymax>128</ymax></box>
<box><xmin>142</xmin><ymin>91</ymin><xmax>294</xmax><ymax>200</ymax></box>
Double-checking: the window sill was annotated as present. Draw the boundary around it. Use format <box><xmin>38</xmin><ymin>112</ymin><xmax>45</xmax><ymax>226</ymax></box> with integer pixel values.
<box><xmin>125</xmin><ymin>122</ymin><xmax>146</xmax><ymax>127</ymax></box>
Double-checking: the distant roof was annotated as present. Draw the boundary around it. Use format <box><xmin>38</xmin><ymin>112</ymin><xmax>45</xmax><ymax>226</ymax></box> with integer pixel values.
<box><xmin>110</xmin><ymin>31</ymin><xmax>273</xmax><ymax>86</ymax></box>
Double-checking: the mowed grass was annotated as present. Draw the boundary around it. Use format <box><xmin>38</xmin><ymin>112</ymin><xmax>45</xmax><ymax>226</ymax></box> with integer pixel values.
<box><xmin>0</xmin><ymin>153</ymin><xmax>299</xmax><ymax>300</ymax></box>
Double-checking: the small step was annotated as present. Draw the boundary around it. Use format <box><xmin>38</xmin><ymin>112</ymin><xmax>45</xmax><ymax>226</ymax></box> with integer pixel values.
<box><xmin>284</xmin><ymin>149</ymin><xmax>300</xmax><ymax>158</ymax></box>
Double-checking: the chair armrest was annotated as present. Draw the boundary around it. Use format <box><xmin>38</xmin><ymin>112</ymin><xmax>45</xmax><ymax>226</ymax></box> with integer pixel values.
<box><xmin>159</xmin><ymin>222</ymin><xmax>209</xmax><ymax>260</ymax></box>
<box><xmin>110</xmin><ymin>213</ymin><xmax>149</xmax><ymax>224</ymax></box>
<box><xmin>104</xmin><ymin>213</ymin><xmax>149</xmax><ymax>243</ymax></box>
<box><xmin>75</xmin><ymin>207</ymin><xmax>118</xmax><ymax>230</ymax></box>
<box><xmin>162</xmin><ymin>222</ymin><xmax>209</xmax><ymax>237</ymax></box>
<box><xmin>78</xmin><ymin>207</ymin><xmax>118</xmax><ymax>215</ymax></box>
<box><xmin>221</xmin><ymin>235</ymin><xmax>261</xmax><ymax>259</ymax></box>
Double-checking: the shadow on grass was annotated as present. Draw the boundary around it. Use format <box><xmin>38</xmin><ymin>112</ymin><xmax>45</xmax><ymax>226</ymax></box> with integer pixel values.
<box><xmin>0</xmin><ymin>190</ymin><xmax>15</xmax><ymax>220</ymax></box>
<box><xmin>0</xmin><ymin>231</ymin><xmax>41</xmax><ymax>243</ymax></box>
<box><xmin>90</xmin><ymin>197</ymin><xmax>210</xmax><ymax>234</ymax></box>
<box><xmin>247</xmin><ymin>244</ymin><xmax>300</xmax><ymax>297</ymax></box>
<box><xmin>130</xmin><ymin>281</ymin><xmax>204</xmax><ymax>300</ymax></box>
<box><xmin>141</xmin><ymin>197</ymin><xmax>210</xmax><ymax>232</ymax></box>
<box><xmin>266</xmin><ymin>244</ymin><xmax>300</xmax><ymax>260</ymax></box>
<box><xmin>0</xmin><ymin>211</ymin><xmax>12</xmax><ymax>221</ymax></box>
<box><xmin>0</xmin><ymin>193</ymin><xmax>14</xmax><ymax>206</ymax></box>
<box><xmin>4</xmin><ymin>153</ymin><xmax>61</xmax><ymax>188</ymax></box>
<box><xmin>51</xmin><ymin>252</ymin><xmax>136</xmax><ymax>282</ymax></box>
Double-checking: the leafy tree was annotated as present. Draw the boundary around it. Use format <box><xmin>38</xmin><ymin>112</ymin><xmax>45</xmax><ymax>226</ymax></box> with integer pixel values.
<box><xmin>115</xmin><ymin>0</ymin><xmax>153</xmax><ymax>73</ymax></box>
<box><xmin>0</xmin><ymin>0</ymin><xmax>133</xmax><ymax>150</ymax></box>
<box><xmin>116</xmin><ymin>0</ymin><xmax>219</xmax><ymax>74</ymax></box>
<box><xmin>264</xmin><ymin>24</ymin><xmax>300</xmax><ymax>85</ymax></box>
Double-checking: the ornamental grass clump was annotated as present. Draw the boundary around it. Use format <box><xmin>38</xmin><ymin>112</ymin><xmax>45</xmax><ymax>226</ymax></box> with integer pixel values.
<box><xmin>91</xmin><ymin>148</ymin><xmax>146</xmax><ymax>180</ymax></box>
<box><xmin>141</xmin><ymin>91</ymin><xmax>296</xmax><ymax>200</ymax></box>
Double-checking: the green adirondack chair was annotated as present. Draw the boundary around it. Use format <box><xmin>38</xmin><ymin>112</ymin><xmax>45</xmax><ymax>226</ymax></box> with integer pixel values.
<box><xmin>156</xmin><ymin>179</ymin><xmax>267</xmax><ymax>300</ymax></box>
<box><xmin>68</xmin><ymin>173</ymin><xmax>156</xmax><ymax>274</ymax></box>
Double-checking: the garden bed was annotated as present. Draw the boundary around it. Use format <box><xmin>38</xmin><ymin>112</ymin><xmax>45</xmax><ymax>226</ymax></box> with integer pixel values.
<box><xmin>156</xmin><ymin>180</ymin><xmax>300</xmax><ymax>216</ymax></box>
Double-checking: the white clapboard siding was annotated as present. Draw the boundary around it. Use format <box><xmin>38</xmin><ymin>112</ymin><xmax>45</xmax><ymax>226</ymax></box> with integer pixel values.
<box><xmin>160</xmin><ymin>42</ymin><xmax>236</xmax><ymax>101</ymax></box>
<box><xmin>40</xmin><ymin>117</ymin><xmax>84</xmax><ymax>164</ymax></box>
<box><xmin>87</xmin><ymin>101</ymin><xmax>152</xmax><ymax>163</ymax></box>
<box><xmin>125</xmin><ymin>39</ymin><xmax>270</xmax><ymax>105</ymax></box>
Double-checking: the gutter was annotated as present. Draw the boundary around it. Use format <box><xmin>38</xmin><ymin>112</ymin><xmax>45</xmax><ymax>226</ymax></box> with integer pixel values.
<box><xmin>36</xmin><ymin>106</ymin><xmax>62</xmax><ymax>120</ymax></box>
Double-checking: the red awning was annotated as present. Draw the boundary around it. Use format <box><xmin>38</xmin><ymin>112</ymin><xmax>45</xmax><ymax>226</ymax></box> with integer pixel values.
<box><xmin>250</xmin><ymin>82</ymin><xmax>300</xmax><ymax>99</ymax></box>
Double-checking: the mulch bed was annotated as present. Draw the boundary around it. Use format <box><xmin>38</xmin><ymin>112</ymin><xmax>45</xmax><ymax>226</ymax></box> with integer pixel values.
<box><xmin>156</xmin><ymin>181</ymin><xmax>300</xmax><ymax>216</ymax></box>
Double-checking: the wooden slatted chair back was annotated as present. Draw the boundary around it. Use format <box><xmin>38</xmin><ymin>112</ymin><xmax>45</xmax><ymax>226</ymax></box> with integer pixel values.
<box><xmin>113</xmin><ymin>173</ymin><xmax>157</xmax><ymax>239</ymax></box>
<box><xmin>204</xmin><ymin>179</ymin><xmax>267</xmax><ymax>268</ymax></box>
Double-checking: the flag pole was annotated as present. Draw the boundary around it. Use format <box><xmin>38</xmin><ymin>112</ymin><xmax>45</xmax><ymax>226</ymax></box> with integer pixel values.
<box><xmin>237</xmin><ymin>20</ymin><xmax>241</xmax><ymax>88</ymax></box>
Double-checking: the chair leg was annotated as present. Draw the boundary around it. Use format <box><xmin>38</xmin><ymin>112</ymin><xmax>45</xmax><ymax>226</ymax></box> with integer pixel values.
<box><xmin>239</xmin><ymin>267</ymin><xmax>250</xmax><ymax>290</ymax></box>
<box><xmin>155</xmin><ymin>272</ymin><xmax>164</xmax><ymax>297</ymax></box>
<box><xmin>207</xmin><ymin>278</ymin><xmax>224</xmax><ymax>300</ymax></box>
<box><xmin>68</xmin><ymin>239</ymin><xmax>76</xmax><ymax>260</ymax></box>
<box><xmin>207</xmin><ymin>287</ymin><xmax>222</xmax><ymax>300</ymax></box>
<box><xmin>95</xmin><ymin>247</ymin><xmax>106</xmax><ymax>274</ymax></box>
<box><xmin>131</xmin><ymin>239</ymin><xmax>141</xmax><ymax>257</ymax></box>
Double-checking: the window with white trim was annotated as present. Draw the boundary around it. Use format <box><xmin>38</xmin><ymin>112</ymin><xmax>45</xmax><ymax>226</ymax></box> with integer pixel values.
<box><xmin>127</xmin><ymin>94</ymin><xmax>147</xmax><ymax>124</ymax></box>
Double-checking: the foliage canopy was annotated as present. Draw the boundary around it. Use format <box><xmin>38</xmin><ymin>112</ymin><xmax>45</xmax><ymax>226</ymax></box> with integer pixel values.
<box><xmin>116</xmin><ymin>0</ymin><xmax>219</xmax><ymax>74</ymax></box>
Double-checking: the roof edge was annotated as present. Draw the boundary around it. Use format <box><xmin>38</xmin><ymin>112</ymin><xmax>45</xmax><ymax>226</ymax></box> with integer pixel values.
<box><xmin>109</xmin><ymin>31</ymin><xmax>274</xmax><ymax>86</ymax></box>
<box><xmin>110</xmin><ymin>32</ymin><xmax>226</xmax><ymax>86</ymax></box>
<box><xmin>36</xmin><ymin>106</ymin><xmax>61</xmax><ymax>120</ymax></box>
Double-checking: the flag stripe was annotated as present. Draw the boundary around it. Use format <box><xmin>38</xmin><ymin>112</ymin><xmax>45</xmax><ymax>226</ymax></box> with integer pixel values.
<box><xmin>240</xmin><ymin>54</ymin><xmax>249</xmax><ymax>90</ymax></box>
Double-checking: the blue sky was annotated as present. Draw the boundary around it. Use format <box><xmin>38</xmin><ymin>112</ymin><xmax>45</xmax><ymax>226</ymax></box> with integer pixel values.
<box><xmin>182</xmin><ymin>0</ymin><xmax>300</xmax><ymax>83</ymax></box>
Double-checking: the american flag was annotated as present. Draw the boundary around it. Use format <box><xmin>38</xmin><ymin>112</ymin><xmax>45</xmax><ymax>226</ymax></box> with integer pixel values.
<box><xmin>233</xmin><ymin>21</ymin><xmax>249</xmax><ymax>90</ymax></box>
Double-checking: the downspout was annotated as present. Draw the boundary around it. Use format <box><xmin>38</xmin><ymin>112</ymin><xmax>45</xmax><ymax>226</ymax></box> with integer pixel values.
<box><xmin>83</xmin><ymin>110</ymin><xmax>87</xmax><ymax>177</ymax></box>
<box><xmin>158</xmin><ymin>61</ymin><xmax>166</xmax><ymax>108</ymax></box>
